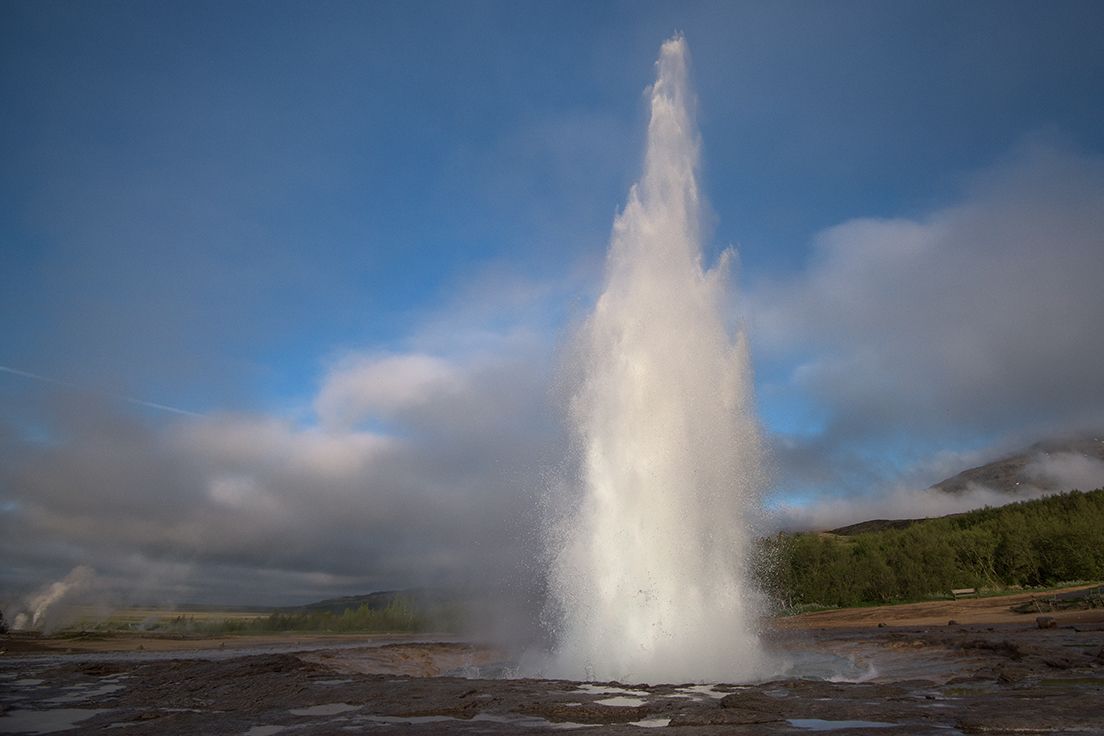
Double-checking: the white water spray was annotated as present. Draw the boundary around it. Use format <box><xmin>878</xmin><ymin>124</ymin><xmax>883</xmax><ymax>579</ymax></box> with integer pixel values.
<box><xmin>545</xmin><ymin>36</ymin><xmax>769</xmax><ymax>684</ymax></box>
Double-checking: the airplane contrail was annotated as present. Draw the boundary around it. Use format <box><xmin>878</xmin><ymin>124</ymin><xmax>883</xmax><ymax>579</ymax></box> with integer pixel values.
<box><xmin>0</xmin><ymin>365</ymin><xmax>204</xmax><ymax>418</ymax></box>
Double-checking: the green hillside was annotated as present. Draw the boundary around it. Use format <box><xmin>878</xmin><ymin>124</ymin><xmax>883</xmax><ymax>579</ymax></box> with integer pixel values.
<box><xmin>762</xmin><ymin>488</ymin><xmax>1104</xmax><ymax>610</ymax></box>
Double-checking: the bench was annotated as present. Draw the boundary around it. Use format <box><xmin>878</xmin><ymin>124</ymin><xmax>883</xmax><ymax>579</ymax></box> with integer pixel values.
<box><xmin>951</xmin><ymin>588</ymin><xmax>978</xmax><ymax>599</ymax></box>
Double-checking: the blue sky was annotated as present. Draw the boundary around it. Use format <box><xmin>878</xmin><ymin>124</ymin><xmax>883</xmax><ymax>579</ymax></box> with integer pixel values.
<box><xmin>3</xmin><ymin>1</ymin><xmax>1104</xmax><ymax>604</ymax></box>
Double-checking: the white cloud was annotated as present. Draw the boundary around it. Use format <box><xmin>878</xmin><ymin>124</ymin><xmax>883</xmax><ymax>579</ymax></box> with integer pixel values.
<box><xmin>751</xmin><ymin>141</ymin><xmax>1104</xmax><ymax>439</ymax></box>
<box><xmin>1</xmin><ymin>336</ymin><xmax>558</xmax><ymax>608</ymax></box>
<box><xmin>770</xmin><ymin>484</ymin><xmax>1052</xmax><ymax>533</ymax></box>
<box><xmin>1025</xmin><ymin>451</ymin><xmax>1104</xmax><ymax>491</ymax></box>
<box><xmin>751</xmin><ymin>141</ymin><xmax>1104</xmax><ymax>508</ymax></box>
<box><xmin>176</xmin><ymin>415</ymin><xmax>393</xmax><ymax>480</ymax></box>
<box><xmin>313</xmin><ymin>353</ymin><xmax>462</xmax><ymax>430</ymax></box>
<box><xmin>770</xmin><ymin>443</ymin><xmax>1104</xmax><ymax>533</ymax></box>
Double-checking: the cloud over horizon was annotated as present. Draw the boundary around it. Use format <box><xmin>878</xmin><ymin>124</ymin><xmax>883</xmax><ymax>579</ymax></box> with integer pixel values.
<box><xmin>0</xmin><ymin>331</ymin><xmax>563</xmax><ymax>608</ymax></box>
<box><xmin>5</xmin><ymin>140</ymin><xmax>1103</xmax><ymax>612</ymax></box>
<box><xmin>751</xmin><ymin>140</ymin><xmax>1104</xmax><ymax>502</ymax></box>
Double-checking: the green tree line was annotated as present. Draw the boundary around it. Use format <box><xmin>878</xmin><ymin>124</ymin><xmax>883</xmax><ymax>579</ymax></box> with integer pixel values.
<box><xmin>761</xmin><ymin>488</ymin><xmax>1104</xmax><ymax>610</ymax></box>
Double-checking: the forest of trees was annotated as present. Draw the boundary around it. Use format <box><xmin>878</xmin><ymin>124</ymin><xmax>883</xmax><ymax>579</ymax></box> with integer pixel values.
<box><xmin>762</xmin><ymin>488</ymin><xmax>1104</xmax><ymax>610</ymax></box>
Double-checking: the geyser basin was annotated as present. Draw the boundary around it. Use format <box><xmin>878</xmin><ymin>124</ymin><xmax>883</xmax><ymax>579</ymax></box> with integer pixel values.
<box><xmin>544</xmin><ymin>35</ymin><xmax>769</xmax><ymax>684</ymax></box>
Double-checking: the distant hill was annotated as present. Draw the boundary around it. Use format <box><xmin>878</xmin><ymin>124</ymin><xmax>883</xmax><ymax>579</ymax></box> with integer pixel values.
<box><xmin>278</xmin><ymin>588</ymin><xmax>458</xmax><ymax>615</ymax></box>
<box><xmin>281</xmin><ymin>590</ymin><xmax>404</xmax><ymax>614</ymax></box>
<box><xmin>826</xmin><ymin>434</ymin><xmax>1104</xmax><ymax>535</ymax></box>
<box><xmin>931</xmin><ymin>435</ymin><xmax>1104</xmax><ymax>495</ymax></box>
<box><xmin>829</xmin><ymin>517</ymin><xmax>928</xmax><ymax>536</ymax></box>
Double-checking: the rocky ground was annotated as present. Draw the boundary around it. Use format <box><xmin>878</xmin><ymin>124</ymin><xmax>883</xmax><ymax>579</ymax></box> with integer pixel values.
<box><xmin>2</xmin><ymin>600</ymin><xmax>1103</xmax><ymax>735</ymax></box>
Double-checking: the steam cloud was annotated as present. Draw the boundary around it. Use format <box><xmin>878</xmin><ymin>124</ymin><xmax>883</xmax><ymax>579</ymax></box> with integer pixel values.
<box><xmin>10</xmin><ymin>566</ymin><xmax>97</xmax><ymax>634</ymax></box>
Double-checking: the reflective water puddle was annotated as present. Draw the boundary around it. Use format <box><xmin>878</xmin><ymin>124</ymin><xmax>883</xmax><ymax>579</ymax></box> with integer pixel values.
<box><xmin>629</xmin><ymin>717</ymin><xmax>671</xmax><ymax>728</ymax></box>
<box><xmin>788</xmin><ymin>718</ymin><xmax>897</xmax><ymax>731</ymax></box>
<box><xmin>242</xmin><ymin>726</ymin><xmax>287</xmax><ymax>736</ymax></box>
<box><xmin>0</xmin><ymin>708</ymin><xmax>110</xmax><ymax>734</ymax></box>
<box><xmin>594</xmin><ymin>696</ymin><xmax>647</xmax><ymax>707</ymax></box>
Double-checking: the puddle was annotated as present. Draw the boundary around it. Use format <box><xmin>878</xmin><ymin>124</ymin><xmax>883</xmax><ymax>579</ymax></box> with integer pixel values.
<box><xmin>243</xmin><ymin>727</ymin><xmax>288</xmax><ymax>736</ymax></box>
<box><xmin>595</xmin><ymin>696</ymin><xmax>647</xmax><ymax>707</ymax></box>
<box><xmin>473</xmin><ymin>713</ymin><xmax>586</xmax><ymax>728</ymax></box>
<box><xmin>0</xmin><ymin>708</ymin><xmax>110</xmax><ymax>734</ymax></box>
<box><xmin>675</xmin><ymin>684</ymin><xmax>730</xmax><ymax>699</ymax></box>
<box><xmin>788</xmin><ymin>718</ymin><xmax>897</xmax><ymax>731</ymax></box>
<box><xmin>288</xmin><ymin>703</ymin><xmax>360</xmax><ymax>716</ymax></box>
<box><xmin>311</xmin><ymin>679</ymin><xmax>353</xmax><ymax>686</ymax></box>
<box><xmin>574</xmin><ymin>684</ymin><xmax>647</xmax><ymax>697</ymax></box>
<box><xmin>11</xmin><ymin>680</ymin><xmax>45</xmax><ymax>687</ymax></box>
<box><xmin>45</xmin><ymin>683</ymin><xmax>126</xmax><ymax>703</ymax></box>
<box><xmin>361</xmin><ymin>715</ymin><xmax>455</xmax><ymax>724</ymax></box>
<box><xmin>629</xmin><ymin>717</ymin><xmax>671</xmax><ymax>728</ymax></box>
<box><xmin>358</xmin><ymin>713</ymin><xmax>596</xmax><ymax>730</ymax></box>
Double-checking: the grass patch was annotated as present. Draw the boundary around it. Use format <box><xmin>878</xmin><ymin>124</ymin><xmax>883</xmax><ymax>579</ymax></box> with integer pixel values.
<box><xmin>65</xmin><ymin>596</ymin><xmax>461</xmax><ymax>636</ymax></box>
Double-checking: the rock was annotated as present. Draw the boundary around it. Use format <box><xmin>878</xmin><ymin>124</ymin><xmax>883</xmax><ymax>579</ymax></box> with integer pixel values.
<box><xmin>719</xmin><ymin>691</ymin><xmax>782</xmax><ymax>712</ymax></box>
<box><xmin>1037</xmin><ymin>616</ymin><xmax>1057</xmax><ymax>629</ymax></box>
<box><xmin>669</xmin><ymin>709</ymin><xmax>782</xmax><ymax>726</ymax></box>
<box><xmin>996</xmin><ymin>666</ymin><xmax>1030</xmax><ymax>683</ymax></box>
<box><xmin>960</xmin><ymin>638</ymin><xmax>1024</xmax><ymax>660</ymax></box>
<box><xmin>877</xmin><ymin>622</ymin><xmax>887</xmax><ymax>628</ymax></box>
<box><xmin>948</xmin><ymin>620</ymin><xmax>959</xmax><ymax>626</ymax></box>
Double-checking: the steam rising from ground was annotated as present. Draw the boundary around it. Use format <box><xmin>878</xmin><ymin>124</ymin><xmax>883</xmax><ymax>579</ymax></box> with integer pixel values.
<box><xmin>9</xmin><ymin>565</ymin><xmax>96</xmax><ymax>633</ymax></box>
<box><xmin>543</xmin><ymin>36</ymin><xmax>769</xmax><ymax>684</ymax></box>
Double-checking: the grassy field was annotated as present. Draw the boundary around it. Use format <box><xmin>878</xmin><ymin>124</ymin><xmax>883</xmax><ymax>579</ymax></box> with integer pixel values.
<box><xmin>778</xmin><ymin>579</ymin><xmax>1102</xmax><ymax>616</ymax></box>
<box><xmin>91</xmin><ymin>606</ymin><xmax>273</xmax><ymax>625</ymax></box>
<box><xmin>54</xmin><ymin>596</ymin><xmax>452</xmax><ymax>637</ymax></box>
<box><xmin>776</xmin><ymin>582</ymin><xmax>1104</xmax><ymax>629</ymax></box>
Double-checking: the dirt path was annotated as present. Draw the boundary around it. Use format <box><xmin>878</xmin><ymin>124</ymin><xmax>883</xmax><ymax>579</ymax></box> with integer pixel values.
<box><xmin>777</xmin><ymin>584</ymin><xmax>1104</xmax><ymax>629</ymax></box>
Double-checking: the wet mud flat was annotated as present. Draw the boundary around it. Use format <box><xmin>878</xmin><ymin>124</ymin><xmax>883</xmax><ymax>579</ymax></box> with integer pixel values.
<box><xmin>2</xmin><ymin>623</ymin><xmax>1103</xmax><ymax>735</ymax></box>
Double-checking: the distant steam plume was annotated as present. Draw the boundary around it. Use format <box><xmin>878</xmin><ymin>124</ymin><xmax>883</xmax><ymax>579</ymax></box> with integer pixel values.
<box><xmin>10</xmin><ymin>566</ymin><xmax>97</xmax><ymax>633</ymax></box>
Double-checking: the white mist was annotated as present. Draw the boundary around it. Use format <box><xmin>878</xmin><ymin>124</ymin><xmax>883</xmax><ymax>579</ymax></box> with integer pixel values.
<box><xmin>545</xmin><ymin>36</ymin><xmax>769</xmax><ymax>684</ymax></box>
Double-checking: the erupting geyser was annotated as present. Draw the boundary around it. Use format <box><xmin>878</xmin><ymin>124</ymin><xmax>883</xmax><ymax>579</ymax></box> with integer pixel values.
<box><xmin>545</xmin><ymin>35</ymin><xmax>769</xmax><ymax>683</ymax></box>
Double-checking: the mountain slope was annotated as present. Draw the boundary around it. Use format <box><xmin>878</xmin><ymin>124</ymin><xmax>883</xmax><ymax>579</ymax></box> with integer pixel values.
<box><xmin>932</xmin><ymin>435</ymin><xmax>1104</xmax><ymax>495</ymax></box>
<box><xmin>827</xmin><ymin>434</ymin><xmax>1104</xmax><ymax>535</ymax></box>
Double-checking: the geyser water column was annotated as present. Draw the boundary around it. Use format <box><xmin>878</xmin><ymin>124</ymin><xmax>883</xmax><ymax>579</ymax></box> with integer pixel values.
<box><xmin>546</xmin><ymin>36</ymin><xmax>769</xmax><ymax>684</ymax></box>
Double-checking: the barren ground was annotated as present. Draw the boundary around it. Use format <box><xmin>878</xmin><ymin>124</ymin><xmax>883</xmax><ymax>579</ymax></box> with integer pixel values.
<box><xmin>2</xmin><ymin>587</ymin><xmax>1103</xmax><ymax>735</ymax></box>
